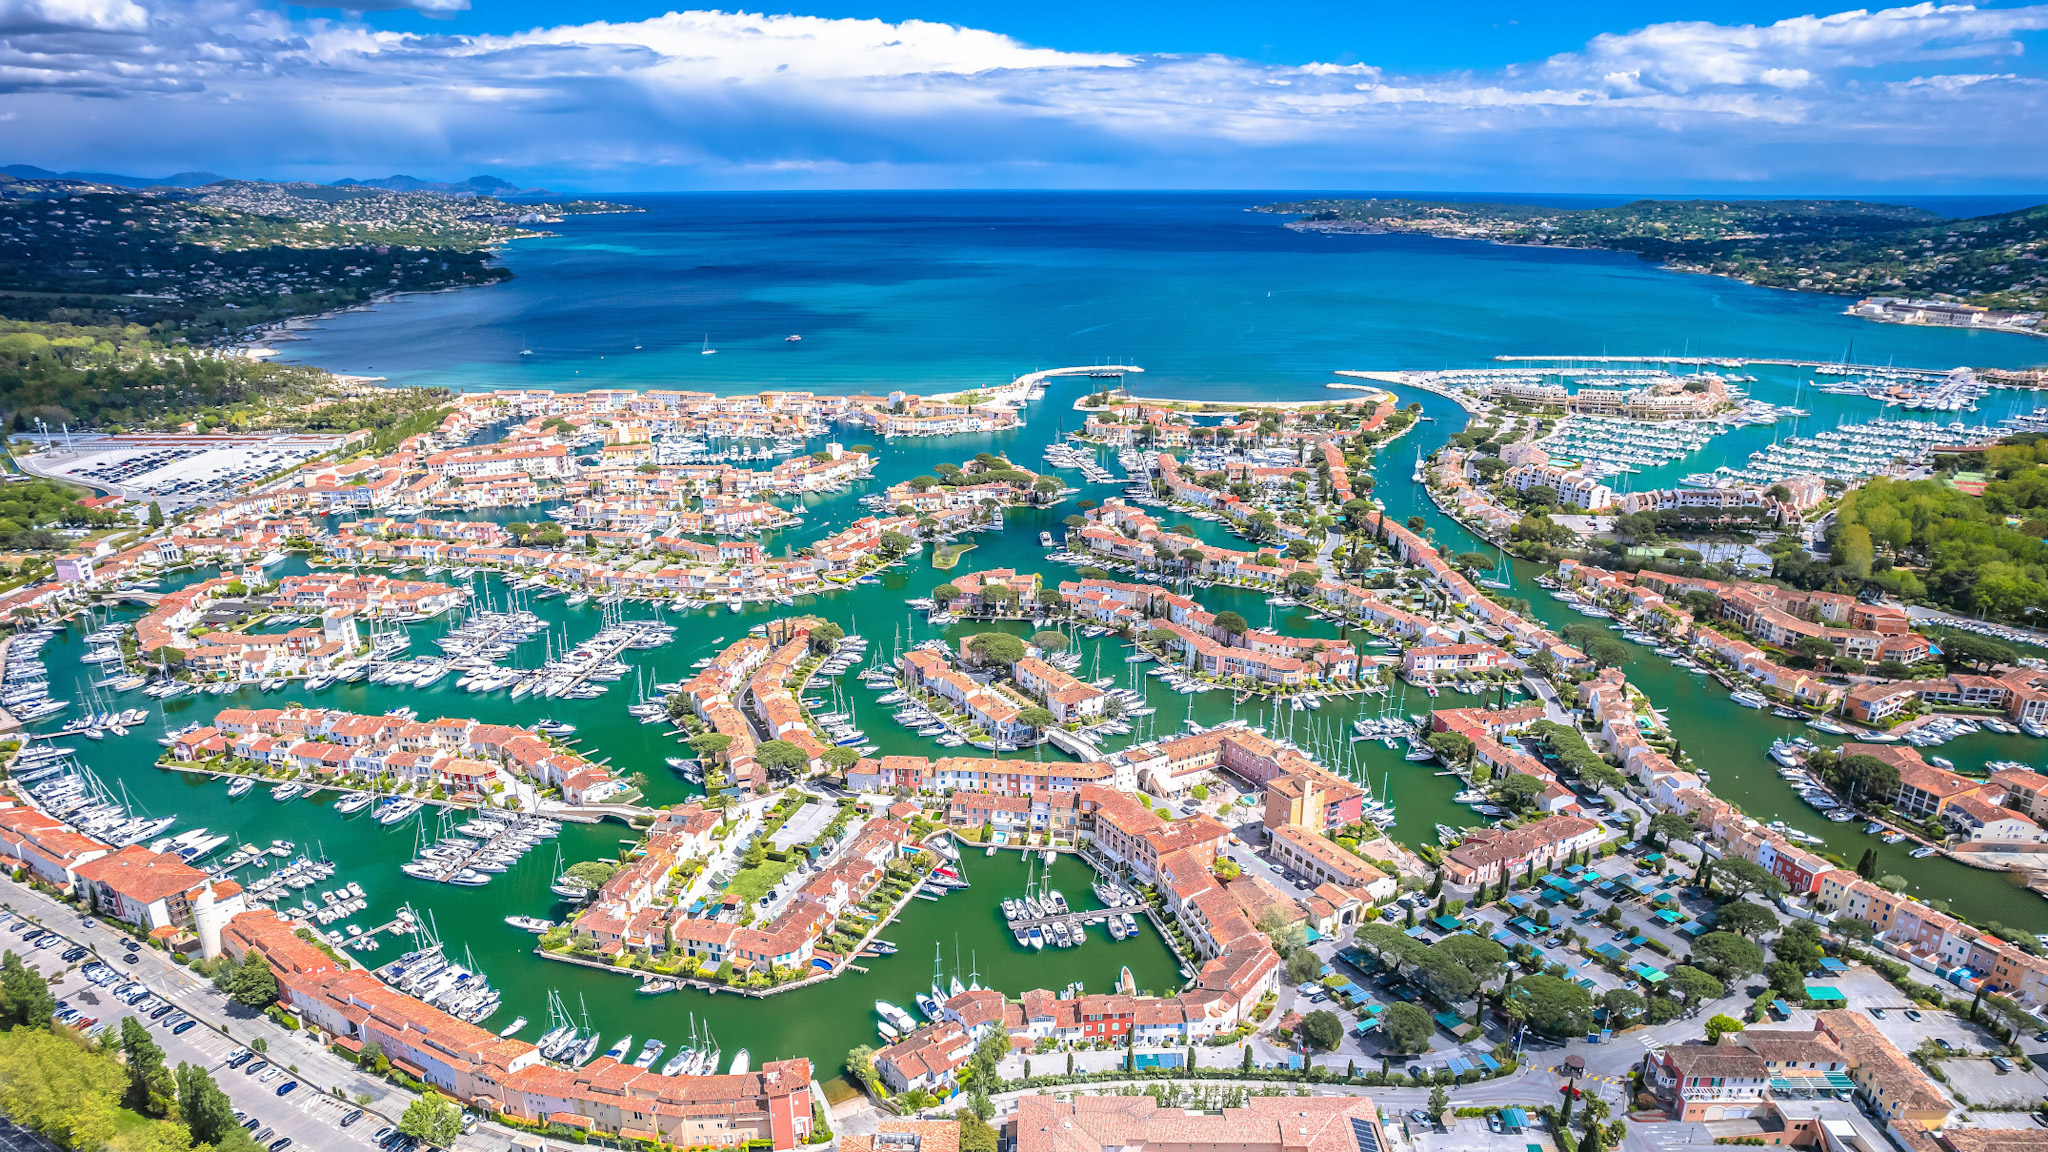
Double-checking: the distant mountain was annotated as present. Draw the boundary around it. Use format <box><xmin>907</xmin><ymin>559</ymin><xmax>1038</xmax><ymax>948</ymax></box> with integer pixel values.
<box><xmin>328</xmin><ymin>174</ymin><xmax>551</xmax><ymax>197</ymax></box>
<box><xmin>0</xmin><ymin>165</ymin><xmax>224</xmax><ymax>188</ymax></box>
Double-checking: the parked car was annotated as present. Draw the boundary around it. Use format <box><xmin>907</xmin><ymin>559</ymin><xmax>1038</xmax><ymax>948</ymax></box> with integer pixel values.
<box><xmin>1905</xmin><ymin>1009</ymin><xmax>1924</xmax><ymax>1022</ymax></box>
<box><xmin>171</xmin><ymin>1020</ymin><xmax>197</xmax><ymax>1036</ymax></box>
<box><xmin>252</xmin><ymin>1129</ymin><xmax>272</xmax><ymax>1145</ymax></box>
<box><xmin>269</xmin><ymin>1139</ymin><xmax>293</xmax><ymax>1152</ymax></box>
<box><xmin>122</xmin><ymin>954</ymin><xmax>139</xmax><ymax>964</ymax></box>
<box><xmin>257</xmin><ymin>1066</ymin><xmax>280</xmax><ymax>1082</ymax></box>
<box><xmin>275</xmin><ymin>1080</ymin><xmax>298</xmax><ymax>1097</ymax></box>
<box><xmin>341</xmin><ymin>1109</ymin><xmax>365</xmax><ymax>1128</ymax></box>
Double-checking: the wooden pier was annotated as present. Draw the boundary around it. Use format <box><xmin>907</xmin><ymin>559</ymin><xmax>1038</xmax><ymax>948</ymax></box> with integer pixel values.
<box><xmin>1006</xmin><ymin>902</ymin><xmax>1147</xmax><ymax>934</ymax></box>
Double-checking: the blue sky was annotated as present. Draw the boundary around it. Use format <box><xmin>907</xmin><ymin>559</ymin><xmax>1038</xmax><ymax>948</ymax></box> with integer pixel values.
<box><xmin>6</xmin><ymin>0</ymin><xmax>2047</xmax><ymax>192</ymax></box>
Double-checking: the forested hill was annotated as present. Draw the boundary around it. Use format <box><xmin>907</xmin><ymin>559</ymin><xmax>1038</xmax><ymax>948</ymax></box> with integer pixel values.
<box><xmin>1255</xmin><ymin>197</ymin><xmax>2048</xmax><ymax>316</ymax></box>
<box><xmin>0</xmin><ymin>175</ymin><xmax>635</xmax><ymax>342</ymax></box>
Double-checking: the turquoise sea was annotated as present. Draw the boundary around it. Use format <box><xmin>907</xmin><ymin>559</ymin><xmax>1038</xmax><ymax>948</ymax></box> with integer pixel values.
<box><xmin>275</xmin><ymin>192</ymin><xmax>2047</xmax><ymax>394</ymax></box>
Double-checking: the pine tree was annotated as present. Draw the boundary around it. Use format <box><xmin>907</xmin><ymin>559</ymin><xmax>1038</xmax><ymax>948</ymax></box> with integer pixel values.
<box><xmin>1855</xmin><ymin>849</ymin><xmax>1877</xmax><ymax>880</ymax></box>
<box><xmin>0</xmin><ymin>951</ymin><xmax>54</xmax><ymax>1029</ymax></box>
<box><xmin>121</xmin><ymin>1016</ymin><xmax>174</xmax><ymax>1116</ymax></box>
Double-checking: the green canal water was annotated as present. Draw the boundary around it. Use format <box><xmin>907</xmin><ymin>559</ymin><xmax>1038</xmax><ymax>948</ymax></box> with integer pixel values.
<box><xmin>33</xmin><ymin>372</ymin><xmax>2048</xmax><ymax>1087</ymax></box>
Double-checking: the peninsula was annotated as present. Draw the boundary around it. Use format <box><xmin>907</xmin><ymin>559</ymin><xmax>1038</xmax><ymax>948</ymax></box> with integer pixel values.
<box><xmin>1257</xmin><ymin>196</ymin><xmax>2048</xmax><ymax>336</ymax></box>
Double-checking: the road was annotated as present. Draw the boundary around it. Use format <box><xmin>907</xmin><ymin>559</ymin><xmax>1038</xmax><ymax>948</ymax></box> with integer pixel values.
<box><xmin>0</xmin><ymin>878</ymin><xmax>511</xmax><ymax>1152</ymax></box>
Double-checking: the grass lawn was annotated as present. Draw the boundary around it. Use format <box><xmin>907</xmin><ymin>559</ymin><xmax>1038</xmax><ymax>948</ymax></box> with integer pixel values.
<box><xmin>725</xmin><ymin>856</ymin><xmax>799</xmax><ymax>904</ymax></box>
<box><xmin>932</xmin><ymin>542</ymin><xmax>977</xmax><ymax>570</ymax></box>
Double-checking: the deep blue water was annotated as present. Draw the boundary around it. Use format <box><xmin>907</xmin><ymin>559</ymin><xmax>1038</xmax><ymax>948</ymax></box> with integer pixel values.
<box><xmin>274</xmin><ymin>192</ymin><xmax>2048</xmax><ymax>395</ymax></box>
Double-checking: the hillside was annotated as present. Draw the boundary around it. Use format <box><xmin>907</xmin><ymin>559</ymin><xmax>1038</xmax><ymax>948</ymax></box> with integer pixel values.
<box><xmin>0</xmin><ymin>175</ymin><xmax>635</xmax><ymax>342</ymax></box>
<box><xmin>1256</xmin><ymin>197</ymin><xmax>2048</xmax><ymax>325</ymax></box>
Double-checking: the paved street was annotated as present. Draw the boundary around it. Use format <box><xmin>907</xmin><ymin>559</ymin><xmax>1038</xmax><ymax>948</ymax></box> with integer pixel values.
<box><xmin>2</xmin><ymin>900</ymin><xmax>389</xmax><ymax>1151</ymax></box>
<box><xmin>0</xmin><ymin>879</ymin><xmax>521</xmax><ymax>1152</ymax></box>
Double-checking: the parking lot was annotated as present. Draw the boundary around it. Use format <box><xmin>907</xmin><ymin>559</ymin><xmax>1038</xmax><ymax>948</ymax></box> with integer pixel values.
<box><xmin>1941</xmin><ymin>1056</ymin><xmax>2048</xmax><ymax>1108</ymax></box>
<box><xmin>17</xmin><ymin>432</ymin><xmax>344</xmax><ymax>512</ymax></box>
<box><xmin>2</xmin><ymin>912</ymin><xmax>392</xmax><ymax>1152</ymax></box>
<box><xmin>1412</xmin><ymin>1115</ymin><xmax>1558</xmax><ymax>1152</ymax></box>
<box><xmin>765</xmin><ymin>798</ymin><xmax>834</xmax><ymax>852</ymax></box>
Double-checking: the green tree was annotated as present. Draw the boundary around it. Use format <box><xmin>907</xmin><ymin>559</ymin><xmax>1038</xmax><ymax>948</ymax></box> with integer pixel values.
<box><xmin>558</xmin><ymin>854</ymin><xmax>621</xmax><ymax>890</ymax></box>
<box><xmin>931</xmin><ymin>582</ymin><xmax>962</xmax><ymax>607</ymax></box>
<box><xmin>1834</xmin><ymin>755</ymin><xmax>1903</xmax><ymax>803</ymax></box>
<box><xmin>1646</xmin><ymin>813</ymin><xmax>1695</xmax><ymax>848</ymax></box>
<box><xmin>1425</xmin><ymin>731</ymin><xmax>1474</xmax><ymax>765</ymax></box>
<box><xmin>1705</xmin><ymin>1014</ymin><xmax>1745</xmax><ymax>1043</ymax></box>
<box><xmin>1712</xmin><ymin>858</ymin><xmax>1787</xmax><ymax>901</ymax></box>
<box><xmin>1713</xmin><ymin>901</ymin><xmax>1780</xmax><ymax>939</ymax></box>
<box><xmin>120</xmin><ymin>1017</ymin><xmax>175</xmax><ymax>1117</ymax></box>
<box><xmin>1838</xmin><ymin>524</ymin><xmax>1875</xmax><ymax>578</ymax></box>
<box><xmin>147</xmin><ymin>501</ymin><xmax>164</xmax><ymax>528</ymax></box>
<box><xmin>0</xmin><ymin>1027</ymin><xmax>123</xmax><ymax>1151</ymax></box>
<box><xmin>1030</xmin><ymin>630</ymin><xmax>1069</xmax><ymax>653</ymax></box>
<box><xmin>1665</xmin><ymin>965</ymin><xmax>1725</xmax><ymax>1009</ymax></box>
<box><xmin>1301</xmin><ymin>1009</ymin><xmax>1343</xmax><ymax>1051</ymax></box>
<box><xmin>806</xmin><ymin>621</ymin><xmax>846</xmax><ymax>655</ymax></box>
<box><xmin>1380</xmin><ymin>1002</ymin><xmax>1434</xmax><ymax>1053</ymax></box>
<box><xmin>1213</xmin><ymin>611</ymin><xmax>1248</xmax><ymax>638</ymax></box>
<box><xmin>687</xmin><ymin>732</ymin><xmax>733</xmax><ymax>760</ymax></box>
<box><xmin>1856</xmin><ymin>848</ymin><xmax>1878</xmax><ymax>880</ymax></box>
<box><xmin>1428</xmin><ymin>1085</ymin><xmax>1450</xmax><ymax>1124</ymax></box>
<box><xmin>1690</xmin><ymin>933</ymin><xmax>1766</xmax><ymax>981</ymax></box>
<box><xmin>966</xmin><ymin>632</ymin><xmax>1026</xmax><ymax>667</ymax></box>
<box><xmin>1503</xmin><ymin>974</ymin><xmax>1595</xmax><ymax>1037</ymax></box>
<box><xmin>958</xmin><ymin>1111</ymin><xmax>1000</xmax><ymax>1152</ymax></box>
<box><xmin>224</xmin><ymin>952</ymin><xmax>278</xmax><ymax>1008</ymax></box>
<box><xmin>1498</xmin><ymin>772</ymin><xmax>1548</xmax><ymax>810</ymax></box>
<box><xmin>755</xmin><ymin>740</ymin><xmax>810</xmax><ymax>775</ymax></box>
<box><xmin>1600</xmin><ymin>989</ymin><xmax>1645</xmax><ymax>1030</ymax></box>
<box><xmin>845</xmin><ymin>1045</ymin><xmax>879</xmax><ymax>1095</ymax></box>
<box><xmin>0</xmin><ymin>951</ymin><xmax>55</xmax><ymax>1029</ymax></box>
<box><xmin>1773</xmin><ymin>920</ymin><xmax>1827</xmax><ymax>972</ymax></box>
<box><xmin>822</xmin><ymin>746</ymin><xmax>862</xmax><ymax>773</ymax></box>
<box><xmin>399</xmin><ymin>1094</ymin><xmax>465</xmax><ymax>1146</ymax></box>
<box><xmin>176</xmin><ymin>1062</ymin><xmax>240</xmax><ymax>1148</ymax></box>
<box><xmin>1017</xmin><ymin>707</ymin><xmax>1057</xmax><ymax>731</ymax></box>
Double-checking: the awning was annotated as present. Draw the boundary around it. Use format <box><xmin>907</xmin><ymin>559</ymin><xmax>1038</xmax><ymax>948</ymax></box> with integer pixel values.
<box><xmin>1477</xmin><ymin>1053</ymin><xmax>1501</xmax><ymax>1071</ymax></box>
<box><xmin>1447</xmin><ymin>1057</ymin><xmax>1473</xmax><ymax>1074</ymax></box>
<box><xmin>1819</xmin><ymin>958</ymin><xmax>1847</xmax><ymax>973</ymax></box>
<box><xmin>1805</xmin><ymin>984</ymin><xmax>1846</xmax><ymax>1003</ymax></box>
<box><xmin>1432</xmin><ymin>1010</ymin><xmax>1463</xmax><ymax>1030</ymax></box>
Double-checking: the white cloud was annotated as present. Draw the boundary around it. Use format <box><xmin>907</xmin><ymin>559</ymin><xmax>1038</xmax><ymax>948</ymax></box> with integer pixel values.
<box><xmin>1</xmin><ymin>2</ymin><xmax>2044</xmax><ymax>188</ymax></box>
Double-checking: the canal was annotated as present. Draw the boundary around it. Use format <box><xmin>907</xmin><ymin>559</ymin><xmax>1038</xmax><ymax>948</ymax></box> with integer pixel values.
<box><xmin>27</xmin><ymin>369</ymin><xmax>2048</xmax><ymax>1092</ymax></box>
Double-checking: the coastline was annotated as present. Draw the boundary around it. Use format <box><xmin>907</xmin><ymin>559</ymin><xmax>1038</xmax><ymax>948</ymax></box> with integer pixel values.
<box><xmin>1336</xmin><ymin>370</ymin><xmax>1478</xmax><ymax>414</ymax></box>
<box><xmin>1281</xmin><ymin>217</ymin><xmax>2048</xmax><ymax>341</ymax></box>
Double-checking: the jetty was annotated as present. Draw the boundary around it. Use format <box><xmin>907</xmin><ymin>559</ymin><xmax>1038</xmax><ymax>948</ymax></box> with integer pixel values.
<box><xmin>1008</xmin><ymin>901</ymin><xmax>1149</xmax><ymax>934</ymax></box>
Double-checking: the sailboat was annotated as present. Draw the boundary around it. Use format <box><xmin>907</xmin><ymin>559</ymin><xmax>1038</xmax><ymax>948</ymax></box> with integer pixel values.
<box><xmin>700</xmin><ymin>334</ymin><xmax>717</xmax><ymax>356</ymax></box>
